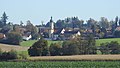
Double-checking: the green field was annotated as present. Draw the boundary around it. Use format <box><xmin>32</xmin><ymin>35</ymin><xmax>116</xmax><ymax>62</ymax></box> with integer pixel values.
<box><xmin>0</xmin><ymin>61</ymin><xmax>120</xmax><ymax>68</ymax></box>
<box><xmin>20</xmin><ymin>38</ymin><xmax>120</xmax><ymax>47</ymax></box>
<box><xmin>96</xmin><ymin>38</ymin><xmax>120</xmax><ymax>46</ymax></box>
<box><xmin>20</xmin><ymin>40</ymin><xmax>62</xmax><ymax>47</ymax></box>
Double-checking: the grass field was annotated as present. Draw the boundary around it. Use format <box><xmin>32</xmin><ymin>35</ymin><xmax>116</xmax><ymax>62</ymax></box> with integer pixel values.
<box><xmin>96</xmin><ymin>38</ymin><xmax>120</xmax><ymax>46</ymax></box>
<box><xmin>20</xmin><ymin>40</ymin><xmax>62</xmax><ymax>47</ymax></box>
<box><xmin>0</xmin><ymin>43</ymin><xmax>29</xmax><ymax>52</ymax></box>
<box><xmin>20</xmin><ymin>38</ymin><xmax>120</xmax><ymax>47</ymax></box>
<box><xmin>0</xmin><ymin>61</ymin><xmax>120</xmax><ymax>68</ymax></box>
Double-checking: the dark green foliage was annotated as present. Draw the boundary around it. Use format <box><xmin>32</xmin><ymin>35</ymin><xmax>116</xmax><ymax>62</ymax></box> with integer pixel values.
<box><xmin>55</xmin><ymin>20</ymin><xmax>65</xmax><ymax>28</ymax></box>
<box><xmin>26</xmin><ymin>20</ymin><xmax>37</xmax><ymax>35</ymax></box>
<box><xmin>28</xmin><ymin>38</ymin><xmax>49</xmax><ymax>56</ymax></box>
<box><xmin>32</xmin><ymin>33</ymin><xmax>40</xmax><ymax>40</ymax></box>
<box><xmin>0</xmin><ymin>12</ymin><xmax>8</xmax><ymax>28</ymax></box>
<box><xmin>99</xmin><ymin>43</ymin><xmax>111</xmax><ymax>54</ymax></box>
<box><xmin>86</xmin><ymin>34</ymin><xmax>97</xmax><ymax>54</ymax></box>
<box><xmin>0</xmin><ymin>49</ymin><xmax>17</xmax><ymax>60</ymax></box>
<box><xmin>114</xmin><ymin>30</ymin><xmax>120</xmax><ymax>38</ymax></box>
<box><xmin>6</xmin><ymin>32</ymin><xmax>23</xmax><ymax>45</ymax></box>
<box><xmin>100</xmin><ymin>41</ymin><xmax>120</xmax><ymax>54</ymax></box>
<box><xmin>0</xmin><ymin>48</ymin><xmax>2</xmax><ymax>56</ymax></box>
<box><xmin>62</xmin><ymin>41</ymin><xmax>80</xmax><ymax>55</ymax></box>
<box><xmin>49</xmin><ymin>43</ymin><xmax>62</xmax><ymax>56</ymax></box>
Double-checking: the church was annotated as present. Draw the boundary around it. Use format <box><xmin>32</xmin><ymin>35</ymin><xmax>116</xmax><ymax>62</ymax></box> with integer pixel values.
<box><xmin>48</xmin><ymin>17</ymin><xmax>54</xmax><ymax>39</ymax></box>
<box><xmin>39</xmin><ymin>17</ymin><xmax>81</xmax><ymax>40</ymax></box>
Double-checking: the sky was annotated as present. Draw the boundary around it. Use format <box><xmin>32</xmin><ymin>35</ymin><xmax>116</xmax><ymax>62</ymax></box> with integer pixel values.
<box><xmin>0</xmin><ymin>0</ymin><xmax>120</xmax><ymax>25</ymax></box>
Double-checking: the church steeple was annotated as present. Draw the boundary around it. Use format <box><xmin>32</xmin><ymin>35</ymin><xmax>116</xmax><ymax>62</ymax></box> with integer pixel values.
<box><xmin>50</xmin><ymin>16</ymin><xmax>53</xmax><ymax>22</ymax></box>
<box><xmin>49</xmin><ymin>16</ymin><xmax>54</xmax><ymax>39</ymax></box>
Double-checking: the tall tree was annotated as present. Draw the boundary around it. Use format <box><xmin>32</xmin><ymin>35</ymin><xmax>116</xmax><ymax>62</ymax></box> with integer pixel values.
<box><xmin>99</xmin><ymin>17</ymin><xmax>110</xmax><ymax>28</ymax></box>
<box><xmin>26</xmin><ymin>20</ymin><xmax>37</xmax><ymax>35</ymax></box>
<box><xmin>87</xmin><ymin>18</ymin><xmax>97</xmax><ymax>28</ymax></box>
<box><xmin>115</xmin><ymin>16</ymin><xmax>118</xmax><ymax>27</ymax></box>
<box><xmin>1</xmin><ymin>12</ymin><xmax>8</xmax><ymax>25</ymax></box>
<box><xmin>28</xmin><ymin>38</ymin><xmax>49</xmax><ymax>56</ymax></box>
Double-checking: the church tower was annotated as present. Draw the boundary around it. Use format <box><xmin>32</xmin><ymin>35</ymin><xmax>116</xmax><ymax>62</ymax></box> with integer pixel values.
<box><xmin>49</xmin><ymin>16</ymin><xmax>54</xmax><ymax>39</ymax></box>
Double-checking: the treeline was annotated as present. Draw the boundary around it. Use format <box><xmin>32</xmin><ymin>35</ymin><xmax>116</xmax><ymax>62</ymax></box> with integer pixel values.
<box><xmin>28</xmin><ymin>35</ymin><xmax>120</xmax><ymax>56</ymax></box>
<box><xmin>0</xmin><ymin>49</ymin><xmax>28</xmax><ymax>60</ymax></box>
<box><xmin>28</xmin><ymin>35</ymin><xmax>96</xmax><ymax>56</ymax></box>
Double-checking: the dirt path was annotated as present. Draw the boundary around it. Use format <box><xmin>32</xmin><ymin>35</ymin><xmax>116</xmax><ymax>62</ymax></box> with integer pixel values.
<box><xmin>29</xmin><ymin>55</ymin><xmax>120</xmax><ymax>61</ymax></box>
<box><xmin>0</xmin><ymin>43</ymin><xmax>29</xmax><ymax>52</ymax></box>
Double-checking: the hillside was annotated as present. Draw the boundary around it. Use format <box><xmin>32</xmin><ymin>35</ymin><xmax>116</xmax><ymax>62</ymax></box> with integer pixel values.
<box><xmin>0</xmin><ymin>43</ymin><xmax>29</xmax><ymax>52</ymax></box>
<box><xmin>96</xmin><ymin>38</ymin><xmax>120</xmax><ymax>46</ymax></box>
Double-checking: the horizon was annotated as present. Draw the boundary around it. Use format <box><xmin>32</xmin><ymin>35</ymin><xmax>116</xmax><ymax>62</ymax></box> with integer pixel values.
<box><xmin>0</xmin><ymin>0</ymin><xmax>120</xmax><ymax>25</ymax></box>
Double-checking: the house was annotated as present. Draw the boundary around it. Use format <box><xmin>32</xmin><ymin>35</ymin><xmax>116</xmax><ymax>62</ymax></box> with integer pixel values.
<box><xmin>0</xmin><ymin>33</ymin><xmax>6</xmax><ymax>39</ymax></box>
<box><xmin>53</xmin><ymin>28</ymin><xmax>81</xmax><ymax>40</ymax></box>
<box><xmin>22</xmin><ymin>32</ymin><xmax>32</xmax><ymax>41</ymax></box>
<box><xmin>53</xmin><ymin>28</ymin><xmax>65</xmax><ymax>40</ymax></box>
<box><xmin>115</xmin><ymin>26</ymin><xmax>120</xmax><ymax>31</ymax></box>
<box><xmin>64</xmin><ymin>30</ymin><xmax>81</xmax><ymax>40</ymax></box>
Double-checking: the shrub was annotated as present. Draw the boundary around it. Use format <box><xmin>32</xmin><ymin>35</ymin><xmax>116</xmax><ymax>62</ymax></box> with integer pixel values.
<box><xmin>100</xmin><ymin>41</ymin><xmax>120</xmax><ymax>54</ymax></box>
<box><xmin>28</xmin><ymin>38</ymin><xmax>49</xmax><ymax>56</ymax></box>
<box><xmin>49</xmin><ymin>43</ymin><xmax>62</xmax><ymax>56</ymax></box>
<box><xmin>62</xmin><ymin>41</ymin><xmax>80</xmax><ymax>55</ymax></box>
<box><xmin>17</xmin><ymin>52</ymin><xmax>28</xmax><ymax>60</ymax></box>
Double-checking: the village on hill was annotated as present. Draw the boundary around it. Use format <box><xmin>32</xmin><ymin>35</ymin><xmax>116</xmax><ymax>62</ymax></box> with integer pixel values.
<box><xmin>0</xmin><ymin>12</ymin><xmax>120</xmax><ymax>45</ymax></box>
<box><xmin>0</xmin><ymin>12</ymin><xmax>120</xmax><ymax>57</ymax></box>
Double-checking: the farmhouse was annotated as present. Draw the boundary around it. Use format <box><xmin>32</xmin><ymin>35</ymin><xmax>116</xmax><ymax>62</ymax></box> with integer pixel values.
<box><xmin>22</xmin><ymin>32</ymin><xmax>32</xmax><ymax>41</ymax></box>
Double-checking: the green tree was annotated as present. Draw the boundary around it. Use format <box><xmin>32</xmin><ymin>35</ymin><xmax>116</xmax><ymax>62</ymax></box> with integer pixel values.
<box><xmin>86</xmin><ymin>34</ymin><xmax>97</xmax><ymax>54</ymax></box>
<box><xmin>62</xmin><ymin>41</ymin><xmax>80</xmax><ymax>55</ymax></box>
<box><xmin>114</xmin><ymin>30</ymin><xmax>120</xmax><ymax>38</ymax></box>
<box><xmin>55</xmin><ymin>20</ymin><xmax>65</xmax><ymax>28</ymax></box>
<box><xmin>26</xmin><ymin>20</ymin><xmax>37</xmax><ymax>35</ymax></box>
<box><xmin>6</xmin><ymin>32</ymin><xmax>23</xmax><ymax>45</ymax></box>
<box><xmin>32</xmin><ymin>33</ymin><xmax>40</xmax><ymax>40</ymax></box>
<box><xmin>1</xmin><ymin>12</ymin><xmax>8</xmax><ymax>26</ymax></box>
<box><xmin>100</xmin><ymin>41</ymin><xmax>120</xmax><ymax>54</ymax></box>
<box><xmin>99</xmin><ymin>17</ymin><xmax>110</xmax><ymax>28</ymax></box>
<box><xmin>99</xmin><ymin>43</ymin><xmax>110</xmax><ymax>54</ymax></box>
<box><xmin>49</xmin><ymin>43</ymin><xmax>62</xmax><ymax>56</ymax></box>
<box><xmin>28</xmin><ymin>38</ymin><xmax>49</xmax><ymax>56</ymax></box>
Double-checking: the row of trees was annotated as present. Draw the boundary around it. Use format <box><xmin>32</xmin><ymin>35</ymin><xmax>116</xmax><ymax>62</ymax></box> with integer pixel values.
<box><xmin>28</xmin><ymin>35</ymin><xmax>97</xmax><ymax>56</ymax></box>
<box><xmin>28</xmin><ymin>36</ymin><xmax>120</xmax><ymax>56</ymax></box>
<box><xmin>100</xmin><ymin>41</ymin><xmax>120</xmax><ymax>54</ymax></box>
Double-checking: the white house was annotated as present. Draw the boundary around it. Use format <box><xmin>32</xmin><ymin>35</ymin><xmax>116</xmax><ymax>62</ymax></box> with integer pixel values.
<box><xmin>22</xmin><ymin>32</ymin><xmax>32</xmax><ymax>41</ymax></box>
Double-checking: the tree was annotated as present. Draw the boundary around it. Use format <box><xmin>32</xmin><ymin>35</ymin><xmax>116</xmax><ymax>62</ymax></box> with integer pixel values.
<box><xmin>62</xmin><ymin>41</ymin><xmax>80</xmax><ymax>55</ymax></box>
<box><xmin>100</xmin><ymin>41</ymin><xmax>120</xmax><ymax>54</ymax></box>
<box><xmin>20</xmin><ymin>21</ymin><xmax>24</xmax><ymax>27</ymax></box>
<box><xmin>32</xmin><ymin>33</ymin><xmax>40</xmax><ymax>40</ymax></box>
<box><xmin>28</xmin><ymin>38</ymin><xmax>49</xmax><ymax>56</ymax></box>
<box><xmin>87</xmin><ymin>18</ymin><xmax>97</xmax><ymax>28</ymax></box>
<box><xmin>6</xmin><ymin>32</ymin><xmax>22</xmax><ymax>45</ymax></box>
<box><xmin>99</xmin><ymin>43</ymin><xmax>110</xmax><ymax>54</ymax></box>
<box><xmin>70</xmin><ymin>35</ymin><xmax>97</xmax><ymax>55</ymax></box>
<box><xmin>49</xmin><ymin>43</ymin><xmax>62</xmax><ymax>56</ymax></box>
<box><xmin>86</xmin><ymin>34</ymin><xmax>96</xmax><ymax>54</ymax></box>
<box><xmin>114</xmin><ymin>30</ymin><xmax>120</xmax><ymax>38</ymax></box>
<box><xmin>99</xmin><ymin>17</ymin><xmax>110</xmax><ymax>28</ymax></box>
<box><xmin>115</xmin><ymin>16</ymin><xmax>118</xmax><ymax>28</ymax></box>
<box><xmin>55</xmin><ymin>20</ymin><xmax>65</xmax><ymax>28</ymax></box>
<box><xmin>26</xmin><ymin>20</ymin><xmax>37</xmax><ymax>35</ymax></box>
<box><xmin>1</xmin><ymin>12</ymin><xmax>8</xmax><ymax>26</ymax></box>
<box><xmin>77</xmin><ymin>20</ymin><xmax>84</xmax><ymax>29</ymax></box>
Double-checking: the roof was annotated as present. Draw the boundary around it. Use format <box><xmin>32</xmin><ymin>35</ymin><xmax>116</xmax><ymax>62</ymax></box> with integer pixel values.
<box><xmin>115</xmin><ymin>27</ymin><xmax>120</xmax><ymax>31</ymax></box>
<box><xmin>54</xmin><ymin>28</ymin><xmax>65</xmax><ymax>34</ymax></box>
<box><xmin>64</xmin><ymin>30</ymin><xmax>80</xmax><ymax>34</ymax></box>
